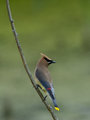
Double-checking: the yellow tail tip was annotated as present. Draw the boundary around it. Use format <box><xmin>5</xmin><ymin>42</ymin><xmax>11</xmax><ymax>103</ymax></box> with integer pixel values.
<box><xmin>55</xmin><ymin>107</ymin><xmax>60</xmax><ymax>111</ymax></box>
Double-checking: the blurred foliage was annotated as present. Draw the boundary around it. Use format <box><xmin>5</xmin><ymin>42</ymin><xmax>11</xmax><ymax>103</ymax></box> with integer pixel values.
<box><xmin>0</xmin><ymin>0</ymin><xmax>90</xmax><ymax>120</ymax></box>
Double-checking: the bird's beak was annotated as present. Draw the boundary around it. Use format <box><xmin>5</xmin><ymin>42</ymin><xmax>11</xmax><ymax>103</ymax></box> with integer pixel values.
<box><xmin>51</xmin><ymin>60</ymin><xmax>56</xmax><ymax>63</ymax></box>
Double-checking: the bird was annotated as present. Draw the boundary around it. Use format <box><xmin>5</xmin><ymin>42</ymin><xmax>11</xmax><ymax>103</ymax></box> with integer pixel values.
<box><xmin>35</xmin><ymin>53</ymin><xmax>59</xmax><ymax>111</ymax></box>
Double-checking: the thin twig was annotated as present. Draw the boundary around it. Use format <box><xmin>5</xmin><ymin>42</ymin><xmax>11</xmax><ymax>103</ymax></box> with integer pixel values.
<box><xmin>6</xmin><ymin>0</ymin><xmax>58</xmax><ymax>120</ymax></box>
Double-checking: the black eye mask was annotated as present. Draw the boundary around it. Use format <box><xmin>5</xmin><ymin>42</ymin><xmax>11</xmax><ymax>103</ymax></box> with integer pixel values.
<box><xmin>44</xmin><ymin>57</ymin><xmax>51</xmax><ymax>62</ymax></box>
<box><xmin>44</xmin><ymin>57</ymin><xmax>56</xmax><ymax>65</ymax></box>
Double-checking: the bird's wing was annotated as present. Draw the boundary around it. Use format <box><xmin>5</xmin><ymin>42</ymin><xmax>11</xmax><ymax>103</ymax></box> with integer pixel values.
<box><xmin>35</xmin><ymin>68</ymin><xmax>55</xmax><ymax>100</ymax></box>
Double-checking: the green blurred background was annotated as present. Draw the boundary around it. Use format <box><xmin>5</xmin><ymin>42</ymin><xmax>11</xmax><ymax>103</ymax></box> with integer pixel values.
<box><xmin>0</xmin><ymin>0</ymin><xmax>90</xmax><ymax>120</ymax></box>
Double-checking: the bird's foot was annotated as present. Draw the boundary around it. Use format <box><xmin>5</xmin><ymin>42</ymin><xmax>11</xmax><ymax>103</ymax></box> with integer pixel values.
<box><xmin>43</xmin><ymin>95</ymin><xmax>47</xmax><ymax>101</ymax></box>
<box><xmin>36</xmin><ymin>84</ymin><xmax>42</xmax><ymax>90</ymax></box>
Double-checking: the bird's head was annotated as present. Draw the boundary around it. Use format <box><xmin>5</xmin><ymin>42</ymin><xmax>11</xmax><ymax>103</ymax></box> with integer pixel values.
<box><xmin>40</xmin><ymin>53</ymin><xmax>56</xmax><ymax>66</ymax></box>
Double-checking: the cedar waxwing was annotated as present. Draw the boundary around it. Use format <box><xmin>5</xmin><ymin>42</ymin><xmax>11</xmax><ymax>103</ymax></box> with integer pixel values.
<box><xmin>35</xmin><ymin>53</ymin><xmax>59</xmax><ymax>111</ymax></box>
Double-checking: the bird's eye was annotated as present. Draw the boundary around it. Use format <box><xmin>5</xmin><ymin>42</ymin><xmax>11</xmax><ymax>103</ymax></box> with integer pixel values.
<box><xmin>44</xmin><ymin>57</ymin><xmax>56</xmax><ymax>65</ymax></box>
<box><xmin>44</xmin><ymin>57</ymin><xmax>51</xmax><ymax>63</ymax></box>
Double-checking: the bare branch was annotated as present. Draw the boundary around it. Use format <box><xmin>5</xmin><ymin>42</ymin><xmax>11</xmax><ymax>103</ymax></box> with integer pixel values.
<box><xmin>6</xmin><ymin>0</ymin><xmax>58</xmax><ymax>120</ymax></box>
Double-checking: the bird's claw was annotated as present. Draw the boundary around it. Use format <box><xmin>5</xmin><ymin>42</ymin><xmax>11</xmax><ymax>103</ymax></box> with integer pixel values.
<box><xmin>36</xmin><ymin>84</ymin><xmax>42</xmax><ymax>89</ymax></box>
<box><xmin>43</xmin><ymin>95</ymin><xmax>47</xmax><ymax>101</ymax></box>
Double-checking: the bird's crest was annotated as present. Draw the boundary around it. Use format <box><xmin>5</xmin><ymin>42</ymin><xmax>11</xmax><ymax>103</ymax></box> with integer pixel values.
<box><xmin>40</xmin><ymin>53</ymin><xmax>51</xmax><ymax>60</ymax></box>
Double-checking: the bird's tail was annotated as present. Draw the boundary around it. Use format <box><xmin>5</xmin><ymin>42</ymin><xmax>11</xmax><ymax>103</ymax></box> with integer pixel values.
<box><xmin>52</xmin><ymin>99</ymin><xmax>60</xmax><ymax>111</ymax></box>
<box><xmin>47</xmin><ymin>87</ymin><xmax>60</xmax><ymax>111</ymax></box>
